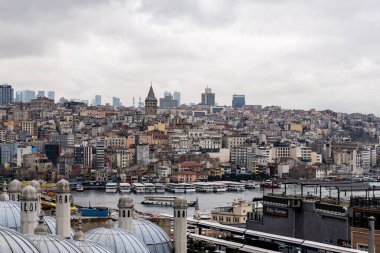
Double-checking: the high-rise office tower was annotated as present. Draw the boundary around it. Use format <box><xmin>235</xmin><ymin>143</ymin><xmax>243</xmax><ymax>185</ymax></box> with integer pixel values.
<box><xmin>94</xmin><ymin>95</ymin><xmax>101</xmax><ymax>106</ymax></box>
<box><xmin>112</xmin><ymin>97</ymin><xmax>121</xmax><ymax>106</ymax></box>
<box><xmin>159</xmin><ymin>92</ymin><xmax>178</xmax><ymax>108</ymax></box>
<box><xmin>37</xmin><ymin>91</ymin><xmax>45</xmax><ymax>98</ymax></box>
<box><xmin>173</xmin><ymin>91</ymin><xmax>181</xmax><ymax>106</ymax></box>
<box><xmin>232</xmin><ymin>94</ymin><xmax>245</xmax><ymax>109</ymax></box>
<box><xmin>15</xmin><ymin>91</ymin><xmax>22</xmax><ymax>102</ymax></box>
<box><xmin>201</xmin><ymin>86</ymin><xmax>215</xmax><ymax>106</ymax></box>
<box><xmin>0</xmin><ymin>84</ymin><xmax>14</xmax><ymax>105</ymax></box>
<box><xmin>20</xmin><ymin>90</ymin><xmax>36</xmax><ymax>102</ymax></box>
<box><xmin>47</xmin><ymin>91</ymin><xmax>55</xmax><ymax>101</ymax></box>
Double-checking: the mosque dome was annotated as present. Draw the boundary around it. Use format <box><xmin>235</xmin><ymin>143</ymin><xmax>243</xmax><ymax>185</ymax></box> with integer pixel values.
<box><xmin>174</xmin><ymin>197</ymin><xmax>188</xmax><ymax>209</ymax></box>
<box><xmin>44</xmin><ymin>216</ymin><xmax>75</xmax><ymax>239</ymax></box>
<box><xmin>130</xmin><ymin>218</ymin><xmax>172</xmax><ymax>253</ymax></box>
<box><xmin>118</xmin><ymin>195</ymin><xmax>134</xmax><ymax>208</ymax></box>
<box><xmin>72</xmin><ymin>240</ymin><xmax>113</xmax><ymax>253</ymax></box>
<box><xmin>0</xmin><ymin>227</ymin><xmax>41</xmax><ymax>253</ymax></box>
<box><xmin>29</xmin><ymin>180</ymin><xmax>41</xmax><ymax>192</ymax></box>
<box><xmin>21</xmin><ymin>185</ymin><xmax>38</xmax><ymax>201</ymax></box>
<box><xmin>0</xmin><ymin>201</ymin><xmax>74</xmax><ymax>237</ymax></box>
<box><xmin>8</xmin><ymin>179</ymin><xmax>22</xmax><ymax>193</ymax></box>
<box><xmin>56</xmin><ymin>179</ymin><xmax>70</xmax><ymax>192</ymax></box>
<box><xmin>26</xmin><ymin>234</ymin><xmax>82</xmax><ymax>253</ymax></box>
<box><xmin>85</xmin><ymin>227</ymin><xmax>150</xmax><ymax>253</ymax></box>
<box><xmin>0</xmin><ymin>201</ymin><xmax>21</xmax><ymax>231</ymax></box>
<box><xmin>0</xmin><ymin>181</ymin><xmax>9</xmax><ymax>201</ymax></box>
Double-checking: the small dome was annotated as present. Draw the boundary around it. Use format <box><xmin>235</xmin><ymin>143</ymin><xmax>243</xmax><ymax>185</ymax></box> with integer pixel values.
<box><xmin>174</xmin><ymin>197</ymin><xmax>188</xmax><ymax>209</ymax></box>
<box><xmin>131</xmin><ymin>219</ymin><xmax>172</xmax><ymax>253</ymax></box>
<box><xmin>44</xmin><ymin>216</ymin><xmax>75</xmax><ymax>239</ymax></box>
<box><xmin>118</xmin><ymin>195</ymin><xmax>134</xmax><ymax>208</ymax></box>
<box><xmin>0</xmin><ymin>181</ymin><xmax>9</xmax><ymax>201</ymax></box>
<box><xmin>29</xmin><ymin>180</ymin><xmax>41</xmax><ymax>192</ymax></box>
<box><xmin>72</xmin><ymin>240</ymin><xmax>113</xmax><ymax>253</ymax></box>
<box><xmin>85</xmin><ymin>227</ymin><xmax>150</xmax><ymax>253</ymax></box>
<box><xmin>26</xmin><ymin>234</ymin><xmax>82</xmax><ymax>253</ymax></box>
<box><xmin>56</xmin><ymin>179</ymin><xmax>70</xmax><ymax>193</ymax></box>
<box><xmin>21</xmin><ymin>185</ymin><xmax>38</xmax><ymax>201</ymax></box>
<box><xmin>0</xmin><ymin>227</ymin><xmax>41</xmax><ymax>253</ymax></box>
<box><xmin>0</xmin><ymin>201</ymin><xmax>21</xmax><ymax>231</ymax></box>
<box><xmin>9</xmin><ymin>179</ymin><xmax>22</xmax><ymax>193</ymax></box>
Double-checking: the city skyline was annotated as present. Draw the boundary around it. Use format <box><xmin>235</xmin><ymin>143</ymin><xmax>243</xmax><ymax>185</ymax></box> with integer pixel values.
<box><xmin>0</xmin><ymin>1</ymin><xmax>379</xmax><ymax>114</ymax></box>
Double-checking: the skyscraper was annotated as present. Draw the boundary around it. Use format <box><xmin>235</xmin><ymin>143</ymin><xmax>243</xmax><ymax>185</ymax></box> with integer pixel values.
<box><xmin>37</xmin><ymin>91</ymin><xmax>45</xmax><ymax>98</ymax></box>
<box><xmin>112</xmin><ymin>97</ymin><xmax>121</xmax><ymax>106</ymax></box>
<box><xmin>159</xmin><ymin>92</ymin><xmax>178</xmax><ymax>108</ymax></box>
<box><xmin>47</xmin><ymin>91</ymin><xmax>55</xmax><ymax>101</ymax></box>
<box><xmin>20</xmin><ymin>90</ymin><xmax>36</xmax><ymax>102</ymax></box>
<box><xmin>201</xmin><ymin>87</ymin><xmax>215</xmax><ymax>106</ymax></box>
<box><xmin>173</xmin><ymin>91</ymin><xmax>181</xmax><ymax>106</ymax></box>
<box><xmin>15</xmin><ymin>91</ymin><xmax>22</xmax><ymax>102</ymax></box>
<box><xmin>94</xmin><ymin>95</ymin><xmax>101</xmax><ymax>106</ymax></box>
<box><xmin>232</xmin><ymin>94</ymin><xmax>245</xmax><ymax>109</ymax></box>
<box><xmin>0</xmin><ymin>84</ymin><xmax>14</xmax><ymax>105</ymax></box>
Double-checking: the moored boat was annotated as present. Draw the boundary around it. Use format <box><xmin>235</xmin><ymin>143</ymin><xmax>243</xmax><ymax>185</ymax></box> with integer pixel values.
<box><xmin>105</xmin><ymin>182</ymin><xmax>118</xmax><ymax>193</ymax></box>
<box><xmin>119</xmin><ymin>182</ymin><xmax>131</xmax><ymax>193</ymax></box>
<box><xmin>76</xmin><ymin>184</ymin><xmax>84</xmax><ymax>192</ymax></box>
<box><xmin>141</xmin><ymin>195</ymin><xmax>196</xmax><ymax>207</ymax></box>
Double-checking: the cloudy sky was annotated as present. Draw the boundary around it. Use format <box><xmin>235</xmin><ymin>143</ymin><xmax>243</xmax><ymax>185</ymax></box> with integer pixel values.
<box><xmin>1</xmin><ymin>0</ymin><xmax>379</xmax><ymax>114</ymax></box>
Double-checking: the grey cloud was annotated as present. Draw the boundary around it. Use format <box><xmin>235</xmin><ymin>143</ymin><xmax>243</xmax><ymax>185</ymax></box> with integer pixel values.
<box><xmin>0</xmin><ymin>0</ymin><xmax>379</xmax><ymax>114</ymax></box>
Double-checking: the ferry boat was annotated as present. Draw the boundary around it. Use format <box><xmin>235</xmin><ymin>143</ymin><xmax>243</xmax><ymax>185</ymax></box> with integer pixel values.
<box><xmin>76</xmin><ymin>184</ymin><xmax>84</xmax><ymax>192</ymax></box>
<box><xmin>184</xmin><ymin>183</ymin><xmax>196</xmax><ymax>193</ymax></box>
<box><xmin>141</xmin><ymin>196</ymin><xmax>196</xmax><ymax>207</ymax></box>
<box><xmin>105</xmin><ymin>183</ymin><xmax>118</xmax><ymax>193</ymax></box>
<box><xmin>223</xmin><ymin>181</ymin><xmax>245</xmax><ymax>191</ymax></box>
<box><xmin>119</xmin><ymin>183</ymin><xmax>131</xmax><ymax>193</ymax></box>
<box><xmin>260</xmin><ymin>180</ymin><xmax>281</xmax><ymax>189</ymax></box>
<box><xmin>194</xmin><ymin>183</ymin><xmax>214</xmax><ymax>193</ymax></box>
<box><xmin>165</xmin><ymin>183</ymin><xmax>185</xmax><ymax>193</ymax></box>
<box><xmin>155</xmin><ymin>183</ymin><xmax>165</xmax><ymax>193</ymax></box>
<box><xmin>144</xmin><ymin>183</ymin><xmax>156</xmax><ymax>193</ymax></box>
<box><xmin>131</xmin><ymin>183</ymin><xmax>145</xmax><ymax>193</ymax></box>
<box><xmin>243</xmin><ymin>181</ymin><xmax>260</xmax><ymax>189</ymax></box>
<box><xmin>212</xmin><ymin>183</ymin><xmax>227</xmax><ymax>192</ymax></box>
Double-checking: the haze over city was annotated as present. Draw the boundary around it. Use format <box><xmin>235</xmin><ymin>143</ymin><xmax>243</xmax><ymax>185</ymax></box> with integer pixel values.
<box><xmin>1</xmin><ymin>0</ymin><xmax>379</xmax><ymax>114</ymax></box>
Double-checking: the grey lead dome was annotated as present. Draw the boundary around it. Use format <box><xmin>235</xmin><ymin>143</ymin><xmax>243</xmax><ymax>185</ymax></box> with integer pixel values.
<box><xmin>72</xmin><ymin>240</ymin><xmax>114</xmax><ymax>253</ymax></box>
<box><xmin>56</xmin><ymin>179</ymin><xmax>70</xmax><ymax>192</ymax></box>
<box><xmin>29</xmin><ymin>180</ymin><xmax>41</xmax><ymax>192</ymax></box>
<box><xmin>173</xmin><ymin>197</ymin><xmax>188</xmax><ymax>209</ymax></box>
<box><xmin>8</xmin><ymin>179</ymin><xmax>22</xmax><ymax>193</ymax></box>
<box><xmin>0</xmin><ymin>227</ymin><xmax>41</xmax><ymax>253</ymax></box>
<box><xmin>26</xmin><ymin>234</ymin><xmax>83</xmax><ymax>253</ymax></box>
<box><xmin>130</xmin><ymin>219</ymin><xmax>173</xmax><ymax>253</ymax></box>
<box><xmin>118</xmin><ymin>195</ymin><xmax>134</xmax><ymax>208</ymax></box>
<box><xmin>85</xmin><ymin>227</ymin><xmax>150</xmax><ymax>253</ymax></box>
<box><xmin>21</xmin><ymin>185</ymin><xmax>38</xmax><ymax>201</ymax></box>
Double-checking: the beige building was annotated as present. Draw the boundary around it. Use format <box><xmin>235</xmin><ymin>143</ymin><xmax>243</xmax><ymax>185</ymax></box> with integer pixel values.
<box><xmin>211</xmin><ymin>199</ymin><xmax>252</xmax><ymax>224</ymax></box>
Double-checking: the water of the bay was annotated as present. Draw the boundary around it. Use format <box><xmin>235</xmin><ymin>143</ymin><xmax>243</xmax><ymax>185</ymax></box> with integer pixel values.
<box><xmin>72</xmin><ymin>182</ymin><xmax>380</xmax><ymax>217</ymax></box>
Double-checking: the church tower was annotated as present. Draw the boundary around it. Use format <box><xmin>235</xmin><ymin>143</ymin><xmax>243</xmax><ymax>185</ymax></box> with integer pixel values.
<box><xmin>145</xmin><ymin>84</ymin><xmax>157</xmax><ymax>116</ymax></box>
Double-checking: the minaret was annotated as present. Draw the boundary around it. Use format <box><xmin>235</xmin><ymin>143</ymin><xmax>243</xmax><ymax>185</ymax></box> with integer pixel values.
<box><xmin>173</xmin><ymin>197</ymin><xmax>188</xmax><ymax>253</ymax></box>
<box><xmin>8</xmin><ymin>179</ymin><xmax>21</xmax><ymax>201</ymax></box>
<box><xmin>20</xmin><ymin>185</ymin><xmax>38</xmax><ymax>234</ymax></box>
<box><xmin>194</xmin><ymin>197</ymin><xmax>200</xmax><ymax>220</ymax></box>
<box><xmin>56</xmin><ymin>179</ymin><xmax>71</xmax><ymax>238</ymax></box>
<box><xmin>0</xmin><ymin>181</ymin><xmax>9</xmax><ymax>201</ymax></box>
<box><xmin>29</xmin><ymin>180</ymin><xmax>41</xmax><ymax>214</ymax></box>
<box><xmin>117</xmin><ymin>195</ymin><xmax>134</xmax><ymax>232</ymax></box>
<box><xmin>34</xmin><ymin>211</ymin><xmax>48</xmax><ymax>235</ymax></box>
<box><xmin>73</xmin><ymin>217</ymin><xmax>85</xmax><ymax>241</ymax></box>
